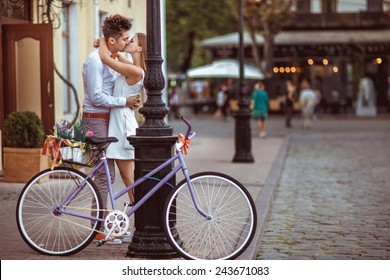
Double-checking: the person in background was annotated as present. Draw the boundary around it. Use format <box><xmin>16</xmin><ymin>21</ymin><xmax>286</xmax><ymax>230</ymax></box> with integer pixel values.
<box><xmin>225</xmin><ymin>78</ymin><xmax>236</xmax><ymax>116</ymax></box>
<box><xmin>213</xmin><ymin>83</ymin><xmax>227</xmax><ymax>121</ymax></box>
<box><xmin>169</xmin><ymin>85</ymin><xmax>180</xmax><ymax>119</ymax></box>
<box><xmin>250</xmin><ymin>81</ymin><xmax>269</xmax><ymax>138</ymax></box>
<box><xmin>285</xmin><ymin>79</ymin><xmax>296</xmax><ymax>128</ymax></box>
<box><xmin>299</xmin><ymin>78</ymin><xmax>317</xmax><ymax>128</ymax></box>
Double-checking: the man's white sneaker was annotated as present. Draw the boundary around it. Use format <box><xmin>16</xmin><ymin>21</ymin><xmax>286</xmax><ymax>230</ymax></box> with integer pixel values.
<box><xmin>94</xmin><ymin>233</ymin><xmax>122</xmax><ymax>245</ymax></box>
<box><xmin>119</xmin><ymin>232</ymin><xmax>133</xmax><ymax>244</ymax></box>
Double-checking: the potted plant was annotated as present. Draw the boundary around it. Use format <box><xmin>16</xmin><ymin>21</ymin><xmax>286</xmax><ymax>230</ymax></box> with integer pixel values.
<box><xmin>3</xmin><ymin>111</ymin><xmax>46</xmax><ymax>183</ymax></box>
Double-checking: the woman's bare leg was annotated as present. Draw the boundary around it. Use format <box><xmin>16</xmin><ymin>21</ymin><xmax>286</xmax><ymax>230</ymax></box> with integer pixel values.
<box><xmin>115</xmin><ymin>159</ymin><xmax>135</xmax><ymax>203</ymax></box>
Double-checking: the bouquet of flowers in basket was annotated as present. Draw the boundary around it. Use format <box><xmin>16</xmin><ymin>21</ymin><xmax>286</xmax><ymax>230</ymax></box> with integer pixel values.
<box><xmin>70</xmin><ymin>117</ymin><xmax>94</xmax><ymax>164</ymax></box>
<box><xmin>54</xmin><ymin>119</ymin><xmax>73</xmax><ymax>139</ymax></box>
<box><xmin>51</xmin><ymin>119</ymin><xmax>74</xmax><ymax>161</ymax></box>
<box><xmin>42</xmin><ymin>116</ymin><xmax>94</xmax><ymax>169</ymax></box>
<box><xmin>73</xmin><ymin>118</ymin><xmax>86</xmax><ymax>143</ymax></box>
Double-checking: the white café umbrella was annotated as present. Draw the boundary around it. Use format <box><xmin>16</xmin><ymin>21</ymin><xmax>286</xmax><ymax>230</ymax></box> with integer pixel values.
<box><xmin>186</xmin><ymin>59</ymin><xmax>264</xmax><ymax>80</ymax></box>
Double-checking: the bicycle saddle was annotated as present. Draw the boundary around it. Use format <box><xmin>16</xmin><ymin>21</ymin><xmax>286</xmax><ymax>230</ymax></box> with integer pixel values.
<box><xmin>86</xmin><ymin>136</ymin><xmax>118</xmax><ymax>145</ymax></box>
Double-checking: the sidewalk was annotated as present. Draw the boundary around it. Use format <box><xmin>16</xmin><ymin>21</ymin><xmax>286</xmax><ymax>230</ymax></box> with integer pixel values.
<box><xmin>170</xmin><ymin>117</ymin><xmax>289</xmax><ymax>260</ymax></box>
<box><xmin>0</xmin><ymin>116</ymin><xmax>288</xmax><ymax>260</ymax></box>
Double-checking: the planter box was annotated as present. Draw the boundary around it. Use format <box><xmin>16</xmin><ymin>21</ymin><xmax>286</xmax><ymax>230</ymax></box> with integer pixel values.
<box><xmin>3</xmin><ymin>147</ymin><xmax>47</xmax><ymax>183</ymax></box>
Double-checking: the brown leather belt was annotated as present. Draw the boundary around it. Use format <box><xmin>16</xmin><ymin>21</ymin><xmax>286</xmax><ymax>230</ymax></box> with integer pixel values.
<box><xmin>82</xmin><ymin>112</ymin><xmax>110</xmax><ymax>119</ymax></box>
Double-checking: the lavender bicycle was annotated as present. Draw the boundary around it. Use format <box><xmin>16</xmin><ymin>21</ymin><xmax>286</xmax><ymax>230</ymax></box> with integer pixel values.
<box><xmin>16</xmin><ymin>117</ymin><xmax>257</xmax><ymax>260</ymax></box>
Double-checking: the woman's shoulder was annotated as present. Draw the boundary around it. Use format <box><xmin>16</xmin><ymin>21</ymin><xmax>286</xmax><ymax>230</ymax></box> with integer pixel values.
<box><xmin>122</xmin><ymin>73</ymin><xmax>144</xmax><ymax>89</ymax></box>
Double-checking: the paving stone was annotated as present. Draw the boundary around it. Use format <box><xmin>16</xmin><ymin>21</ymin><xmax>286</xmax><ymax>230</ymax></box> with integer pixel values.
<box><xmin>257</xmin><ymin>117</ymin><xmax>390</xmax><ymax>260</ymax></box>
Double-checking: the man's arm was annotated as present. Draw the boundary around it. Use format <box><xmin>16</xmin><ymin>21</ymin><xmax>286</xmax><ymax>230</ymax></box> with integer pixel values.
<box><xmin>126</xmin><ymin>95</ymin><xmax>141</xmax><ymax>108</ymax></box>
<box><xmin>86</xmin><ymin>57</ymin><xmax>139</xmax><ymax>109</ymax></box>
<box><xmin>85</xmin><ymin>58</ymin><xmax>126</xmax><ymax>107</ymax></box>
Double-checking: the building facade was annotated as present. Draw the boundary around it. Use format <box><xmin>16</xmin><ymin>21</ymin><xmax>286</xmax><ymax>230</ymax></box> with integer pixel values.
<box><xmin>0</xmin><ymin>0</ymin><xmax>147</xmax><ymax>174</ymax></box>
<box><xmin>199</xmin><ymin>0</ymin><xmax>390</xmax><ymax>113</ymax></box>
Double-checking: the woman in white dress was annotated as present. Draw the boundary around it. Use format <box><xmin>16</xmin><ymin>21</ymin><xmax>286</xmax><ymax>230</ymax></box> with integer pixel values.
<box><xmin>99</xmin><ymin>33</ymin><xmax>146</xmax><ymax>204</ymax></box>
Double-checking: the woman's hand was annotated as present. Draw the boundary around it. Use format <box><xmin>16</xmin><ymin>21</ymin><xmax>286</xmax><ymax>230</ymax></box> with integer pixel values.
<box><xmin>93</xmin><ymin>38</ymin><xmax>100</xmax><ymax>48</ymax></box>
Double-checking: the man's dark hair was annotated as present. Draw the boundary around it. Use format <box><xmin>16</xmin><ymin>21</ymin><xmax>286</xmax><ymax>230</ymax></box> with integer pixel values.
<box><xmin>102</xmin><ymin>14</ymin><xmax>132</xmax><ymax>40</ymax></box>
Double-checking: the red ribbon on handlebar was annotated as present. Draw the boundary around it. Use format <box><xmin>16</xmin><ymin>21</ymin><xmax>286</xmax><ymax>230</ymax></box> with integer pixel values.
<box><xmin>178</xmin><ymin>133</ymin><xmax>191</xmax><ymax>155</ymax></box>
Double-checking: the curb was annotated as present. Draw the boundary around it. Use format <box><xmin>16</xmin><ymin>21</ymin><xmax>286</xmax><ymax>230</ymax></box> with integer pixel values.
<box><xmin>238</xmin><ymin>135</ymin><xmax>291</xmax><ymax>260</ymax></box>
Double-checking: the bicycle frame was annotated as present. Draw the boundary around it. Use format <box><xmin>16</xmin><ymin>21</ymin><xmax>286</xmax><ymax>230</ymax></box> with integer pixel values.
<box><xmin>59</xmin><ymin>133</ymin><xmax>211</xmax><ymax>224</ymax></box>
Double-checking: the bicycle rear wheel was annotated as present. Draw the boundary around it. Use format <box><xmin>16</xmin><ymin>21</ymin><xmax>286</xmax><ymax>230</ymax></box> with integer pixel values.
<box><xmin>16</xmin><ymin>167</ymin><xmax>103</xmax><ymax>256</ymax></box>
<box><xmin>163</xmin><ymin>172</ymin><xmax>257</xmax><ymax>260</ymax></box>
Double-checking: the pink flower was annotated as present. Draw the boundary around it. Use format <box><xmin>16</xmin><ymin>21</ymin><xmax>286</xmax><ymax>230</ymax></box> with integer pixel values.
<box><xmin>86</xmin><ymin>130</ymin><xmax>94</xmax><ymax>137</ymax></box>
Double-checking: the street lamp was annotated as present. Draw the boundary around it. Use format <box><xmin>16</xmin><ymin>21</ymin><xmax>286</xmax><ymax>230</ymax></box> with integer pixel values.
<box><xmin>233</xmin><ymin>0</ymin><xmax>254</xmax><ymax>163</ymax></box>
<box><xmin>127</xmin><ymin>0</ymin><xmax>178</xmax><ymax>259</ymax></box>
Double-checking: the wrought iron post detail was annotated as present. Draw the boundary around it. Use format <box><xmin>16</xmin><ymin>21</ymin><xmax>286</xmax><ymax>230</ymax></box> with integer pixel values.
<box><xmin>127</xmin><ymin>0</ymin><xmax>178</xmax><ymax>258</ymax></box>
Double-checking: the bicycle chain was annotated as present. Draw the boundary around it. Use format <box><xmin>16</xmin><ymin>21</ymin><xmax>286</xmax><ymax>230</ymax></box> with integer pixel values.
<box><xmin>55</xmin><ymin>214</ymin><xmax>106</xmax><ymax>236</ymax></box>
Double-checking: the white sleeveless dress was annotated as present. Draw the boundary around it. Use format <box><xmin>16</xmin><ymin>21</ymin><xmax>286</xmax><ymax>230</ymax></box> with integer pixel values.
<box><xmin>106</xmin><ymin>71</ymin><xmax>144</xmax><ymax>160</ymax></box>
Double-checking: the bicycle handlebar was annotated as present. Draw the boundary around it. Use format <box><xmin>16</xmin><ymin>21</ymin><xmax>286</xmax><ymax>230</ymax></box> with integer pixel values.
<box><xmin>181</xmin><ymin>116</ymin><xmax>192</xmax><ymax>139</ymax></box>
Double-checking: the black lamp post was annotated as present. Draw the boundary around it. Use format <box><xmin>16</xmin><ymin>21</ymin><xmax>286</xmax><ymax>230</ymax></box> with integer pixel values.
<box><xmin>127</xmin><ymin>0</ymin><xmax>178</xmax><ymax>259</ymax></box>
<box><xmin>233</xmin><ymin>0</ymin><xmax>254</xmax><ymax>163</ymax></box>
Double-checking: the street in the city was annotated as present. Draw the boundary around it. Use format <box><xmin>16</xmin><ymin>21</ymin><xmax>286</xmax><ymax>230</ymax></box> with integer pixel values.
<box><xmin>257</xmin><ymin>115</ymin><xmax>390</xmax><ymax>260</ymax></box>
<box><xmin>0</xmin><ymin>114</ymin><xmax>285</xmax><ymax>260</ymax></box>
<box><xmin>0</xmin><ymin>114</ymin><xmax>389</xmax><ymax>260</ymax></box>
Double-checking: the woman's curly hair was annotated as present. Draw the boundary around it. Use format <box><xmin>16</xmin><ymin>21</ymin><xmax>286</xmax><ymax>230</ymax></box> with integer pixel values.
<box><xmin>102</xmin><ymin>14</ymin><xmax>132</xmax><ymax>40</ymax></box>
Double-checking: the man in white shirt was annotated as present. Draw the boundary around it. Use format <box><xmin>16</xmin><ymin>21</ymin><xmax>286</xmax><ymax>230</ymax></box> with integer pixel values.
<box><xmin>82</xmin><ymin>14</ymin><xmax>140</xmax><ymax>244</ymax></box>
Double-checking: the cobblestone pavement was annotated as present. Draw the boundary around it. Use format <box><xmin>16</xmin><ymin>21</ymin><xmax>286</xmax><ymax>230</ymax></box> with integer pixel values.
<box><xmin>257</xmin><ymin>116</ymin><xmax>390</xmax><ymax>259</ymax></box>
<box><xmin>2</xmin><ymin>114</ymin><xmax>389</xmax><ymax>261</ymax></box>
<box><xmin>0</xmin><ymin>115</ymin><xmax>282</xmax><ymax>260</ymax></box>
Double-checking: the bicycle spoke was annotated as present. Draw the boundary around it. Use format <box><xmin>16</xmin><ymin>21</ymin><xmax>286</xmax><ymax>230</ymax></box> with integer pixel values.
<box><xmin>164</xmin><ymin>172</ymin><xmax>256</xmax><ymax>260</ymax></box>
<box><xmin>17</xmin><ymin>168</ymin><xmax>102</xmax><ymax>256</ymax></box>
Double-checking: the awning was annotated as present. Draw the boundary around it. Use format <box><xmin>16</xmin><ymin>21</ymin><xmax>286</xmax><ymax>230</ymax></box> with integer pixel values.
<box><xmin>199</xmin><ymin>30</ymin><xmax>390</xmax><ymax>48</ymax></box>
<box><xmin>186</xmin><ymin>59</ymin><xmax>264</xmax><ymax>80</ymax></box>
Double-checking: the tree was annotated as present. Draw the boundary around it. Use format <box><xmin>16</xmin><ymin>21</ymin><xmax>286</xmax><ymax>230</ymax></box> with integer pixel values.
<box><xmin>166</xmin><ymin>0</ymin><xmax>237</xmax><ymax>73</ymax></box>
<box><xmin>242</xmin><ymin>0</ymin><xmax>294</xmax><ymax>79</ymax></box>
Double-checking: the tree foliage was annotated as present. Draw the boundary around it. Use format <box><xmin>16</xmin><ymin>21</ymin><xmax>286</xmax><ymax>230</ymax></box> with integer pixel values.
<box><xmin>244</xmin><ymin>0</ymin><xmax>293</xmax><ymax>34</ymax></box>
<box><xmin>166</xmin><ymin>0</ymin><xmax>237</xmax><ymax>73</ymax></box>
<box><xmin>242</xmin><ymin>0</ymin><xmax>294</xmax><ymax>79</ymax></box>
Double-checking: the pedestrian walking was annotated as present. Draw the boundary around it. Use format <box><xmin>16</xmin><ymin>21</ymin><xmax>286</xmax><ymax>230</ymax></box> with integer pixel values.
<box><xmin>285</xmin><ymin>79</ymin><xmax>296</xmax><ymax>128</ymax></box>
<box><xmin>225</xmin><ymin>78</ymin><xmax>236</xmax><ymax>116</ymax></box>
<box><xmin>250</xmin><ymin>81</ymin><xmax>269</xmax><ymax>138</ymax></box>
<box><xmin>299</xmin><ymin>78</ymin><xmax>317</xmax><ymax>128</ymax></box>
<box><xmin>169</xmin><ymin>85</ymin><xmax>180</xmax><ymax>119</ymax></box>
<box><xmin>213</xmin><ymin>83</ymin><xmax>227</xmax><ymax>120</ymax></box>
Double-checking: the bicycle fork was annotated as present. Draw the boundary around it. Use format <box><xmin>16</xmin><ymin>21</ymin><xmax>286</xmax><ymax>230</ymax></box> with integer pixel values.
<box><xmin>179</xmin><ymin>152</ymin><xmax>212</xmax><ymax>221</ymax></box>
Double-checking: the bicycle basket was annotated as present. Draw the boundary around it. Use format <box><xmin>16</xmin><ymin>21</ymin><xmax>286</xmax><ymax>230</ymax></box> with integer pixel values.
<box><xmin>61</xmin><ymin>142</ymin><xmax>102</xmax><ymax>167</ymax></box>
<box><xmin>42</xmin><ymin>136</ymin><xmax>101</xmax><ymax>168</ymax></box>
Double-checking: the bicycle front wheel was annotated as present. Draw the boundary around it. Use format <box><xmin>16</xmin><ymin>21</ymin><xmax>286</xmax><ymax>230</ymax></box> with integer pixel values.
<box><xmin>164</xmin><ymin>172</ymin><xmax>257</xmax><ymax>260</ymax></box>
<box><xmin>16</xmin><ymin>167</ymin><xmax>103</xmax><ymax>256</ymax></box>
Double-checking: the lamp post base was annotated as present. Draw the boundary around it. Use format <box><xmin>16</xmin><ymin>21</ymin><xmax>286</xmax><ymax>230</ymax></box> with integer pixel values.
<box><xmin>233</xmin><ymin>110</ymin><xmax>254</xmax><ymax>163</ymax></box>
<box><xmin>127</xmin><ymin>135</ymin><xmax>179</xmax><ymax>259</ymax></box>
<box><xmin>127</xmin><ymin>233</ymin><xmax>178</xmax><ymax>259</ymax></box>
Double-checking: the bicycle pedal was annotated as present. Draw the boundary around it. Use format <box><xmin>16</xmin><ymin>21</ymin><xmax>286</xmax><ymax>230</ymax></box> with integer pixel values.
<box><xmin>96</xmin><ymin>240</ymin><xmax>106</xmax><ymax>247</ymax></box>
<box><xmin>123</xmin><ymin>201</ymin><xmax>135</xmax><ymax>207</ymax></box>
